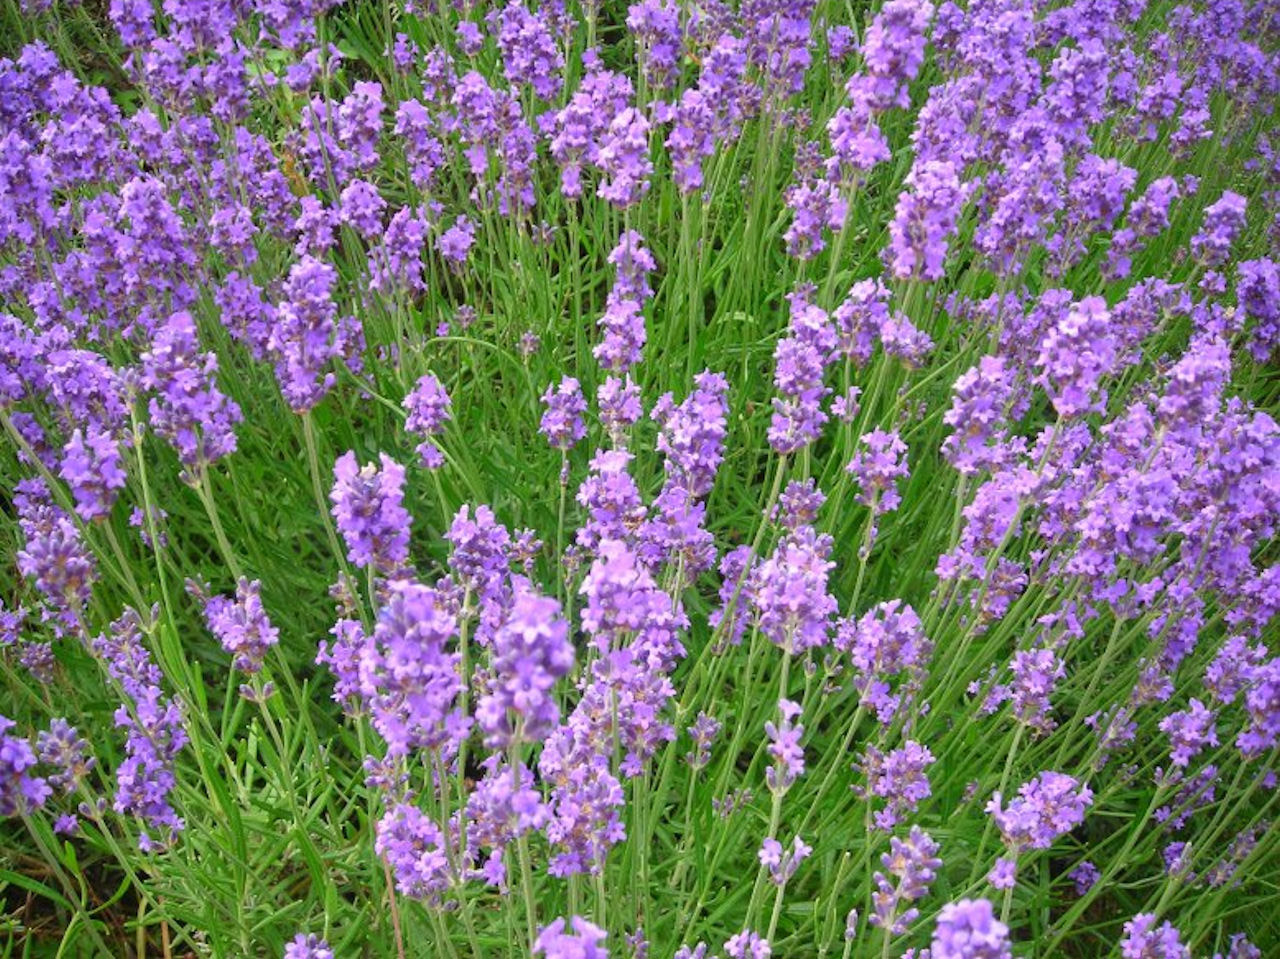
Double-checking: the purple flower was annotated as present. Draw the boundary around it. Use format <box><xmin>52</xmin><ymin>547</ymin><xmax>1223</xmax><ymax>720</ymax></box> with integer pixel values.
<box><xmin>1237</xmin><ymin>258</ymin><xmax>1279</xmax><ymax>362</ymax></box>
<box><xmin>1158</xmin><ymin>699</ymin><xmax>1218</xmax><ymax>768</ymax></box>
<box><xmin>1191</xmin><ymin>191</ymin><xmax>1247</xmax><ymax>266</ymax></box>
<box><xmin>359</xmin><ymin>580</ymin><xmax>464</xmax><ymax>757</ymax></box>
<box><xmin>930</xmin><ymin>899</ymin><xmax>1011</xmax><ymax>959</ymax></box>
<box><xmin>438</xmin><ymin>215</ymin><xmax>477</xmax><ymax>266</ymax></box>
<box><xmin>404</xmin><ymin>373</ymin><xmax>452</xmax><ymax>469</ymax></box>
<box><xmin>784</xmin><ymin>171</ymin><xmax>847</xmax><ymax>260</ymax></box>
<box><xmin>491</xmin><ymin>2</ymin><xmax>563</xmax><ymax>100</ymax></box>
<box><xmin>541</xmin><ymin>377</ymin><xmax>588</xmax><ymax>451</ymax></box>
<box><xmin>1069</xmin><ymin>860</ymin><xmax>1100</xmax><ymax>895</ymax></box>
<box><xmin>847</xmin><ymin>429</ymin><xmax>910</xmax><ymax>514</ymax></box>
<box><xmin>370</xmin><ymin>206</ymin><xmax>429</xmax><ymax>295</ymax></box>
<box><xmin>769</xmin><ymin>290</ymin><xmax>837</xmax><ymax>453</ymax></box>
<box><xmin>599</xmin><ymin>375</ymin><xmax>643</xmax><ymax>445</ymax></box>
<box><xmin>17</xmin><ymin>495</ymin><xmax>97</xmax><ymax>617</ymax></box>
<box><xmin>765</xmin><ymin>699</ymin><xmax>805</xmax><ymax>792</ymax></box>
<box><xmin>686</xmin><ymin>712</ymin><xmax>721</xmax><ymax>768</ymax></box>
<box><xmin>534</xmin><ymin>917</ymin><xmax>609</xmax><ymax>959</ymax></box>
<box><xmin>193</xmin><ymin>577</ymin><xmax>279</xmax><ymax>675</ymax></box>
<box><xmin>476</xmin><ymin>585</ymin><xmax>574</xmax><ymax>747</ymax></box>
<box><xmin>550</xmin><ymin>61</ymin><xmax>634</xmax><ymax>199</ymax></box>
<box><xmin>986</xmin><ymin>857</ymin><xmax>1016</xmax><ymax>890</ymax></box>
<box><xmin>748</xmin><ymin>526</ymin><xmax>837</xmax><ymax>654</ymax></box>
<box><xmin>466</xmin><ymin>757</ymin><xmax>548</xmax><ymax>874</ymax></box>
<box><xmin>652</xmin><ymin>370</ymin><xmax>730</xmax><ymax>497</ymax></box>
<box><xmin>1120</xmin><ymin>914</ymin><xmax>1190</xmax><ymax>959</ymax></box>
<box><xmin>942</xmin><ymin>357</ymin><xmax>1018</xmax><ymax>475</ymax></box>
<box><xmin>140</xmin><ymin>311</ymin><xmax>242</xmax><ymax>476</ymax></box>
<box><xmin>627</xmin><ymin>0</ymin><xmax>682</xmax><ymax>91</ymax></box>
<box><xmin>91</xmin><ymin>608</ymin><xmax>187</xmax><ymax>849</ymax></box>
<box><xmin>1009</xmin><ymin>646</ymin><xmax>1065</xmax><ymax>735</ymax></box>
<box><xmin>836</xmin><ymin>600</ymin><xmax>931</xmax><ymax>724</ymax></box>
<box><xmin>596</xmin><ymin>108</ymin><xmax>652</xmax><ymax>208</ymax></box>
<box><xmin>59</xmin><ymin>428</ymin><xmax>126</xmax><ymax>523</ymax></box>
<box><xmin>1238</xmin><ymin>658</ymin><xmax>1280</xmax><ymax>758</ymax></box>
<box><xmin>1034</xmin><ymin>296</ymin><xmax>1117</xmax><ymax>417</ymax></box>
<box><xmin>857</xmin><ymin>741</ymin><xmax>935</xmax><ymax>830</ymax></box>
<box><xmin>269</xmin><ymin>256</ymin><xmax>363</xmax><ymax>414</ymax></box>
<box><xmin>888</xmin><ymin>160</ymin><xmax>969</xmax><ymax>281</ymax></box>
<box><xmin>395</xmin><ymin>99</ymin><xmax>444</xmax><ymax>193</ymax></box>
<box><xmin>0</xmin><ymin>715</ymin><xmax>50</xmax><ymax>815</ymax></box>
<box><xmin>36</xmin><ymin>718</ymin><xmax>94</xmax><ymax>793</ymax></box>
<box><xmin>284</xmin><ymin>934</ymin><xmax>334</xmax><ymax>959</ymax></box>
<box><xmin>330</xmin><ymin>452</ymin><xmax>412</xmax><ymax>574</ymax></box>
<box><xmin>987</xmin><ymin>772</ymin><xmax>1092</xmax><ymax>852</ymax></box>
<box><xmin>724</xmin><ymin>930</ymin><xmax>770</xmax><ymax>959</ymax></box>
<box><xmin>338</xmin><ymin>179</ymin><xmax>386</xmax><ymax>239</ymax></box>
<box><xmin>758</xmin><ymin>834</ymin><xmax>812</xmax><ymax>885</ymax></box>
<box><xmin>871</xmin><ymin>825</ymin><xmax>942</xmax><ymax>935</ymax></box>
<box><xmin>375</xmin><ymin>801</ymin><xmax>450</xmax><ymax>900</ymax></box>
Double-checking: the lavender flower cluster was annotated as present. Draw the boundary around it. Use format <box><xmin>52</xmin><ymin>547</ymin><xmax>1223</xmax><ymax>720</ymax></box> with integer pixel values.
<box><xmin>1</xmin><ymin>0</ymin><xmax>1278</xmax><ymax>956</ymax></box>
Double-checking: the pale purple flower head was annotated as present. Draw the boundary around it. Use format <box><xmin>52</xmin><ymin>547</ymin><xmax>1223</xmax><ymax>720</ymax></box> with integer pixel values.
<box><xmin>1191</xmin><ymin>191</ymin><xmax>1247</xmax><ymax>266</ymax></box>
<box><xmin>541</xmin><ymin>377</ymin><xmax>588</xmax><ymax>451</ymax></box>
<box><xmin>748</xmin><ymin>526</ymin><xmax>837</xmax><ymax>654</ymax></box>
<box><xmin>535</xmin><ymin>917</ymin><xmax>609</xmax><ymax>959</ymax></box>
<box><xmin>987</xmin><ymin>771</ymin><xmax>1092</xmax><ymax>852</ymax></box>
<box><xmin>140</xmin><ymin>311</ymin><xmax>242</xmax><ymax>476</ymax></box>
<box><xmin>1034</xmin><ymin>296</ymin><xmax>1117</xmax><ymax>417</ymax></box>
<box><xmin>360</xmin><ymin>580</ymin><xmax>464</xmax><ymax>757</ymax></box>
<box><xmin>375</xmin><ymin>801</ymin><xmax>449</xmax><ymax>900</ymax></box>
<box><xmin>847</xmin><ymin>429</ymin><xmax>910</xmax><ymax>513</ymax></box>
<box><xmin>765</xmin><ymin>699</ymin><xmax>805</xmax><ymax>792</ymax></box>
<box><xmin>888</xmin><ymin>160</ymin><xmax>968</xmax><ymax>281</ymax></box>
<box><xmin>0</xmin><ymin>715</ymin><xmax>50</xmax><ymax>815</ymax></box>
<box><xmin>871</xmin><ymin>825</ymin><xmax>942</xmax><ymax>935</ymax></box>
<box><xmin>194</xmin><ymin>577</ymin><xmax>280</xmax><ymax>675</ymax></box>
<box><xmin>859</xmin><ymin>741</ymin><xmax>936</xmax><ymax>830</ymax></box>
<box><xmin>724</xmin><ymin>930</ymin><xmax>770</xmax><ymax>959</ymax></box>
<box><xmin>652</xmin><ymin>370</ymin><xmax>730</xmax><ymax>497</ymax></box>
<box><xmin>930</xmin><ymin>899</ymin><xmax>1011</xmax><ymax>959</ymax></box>
<box><xmin>1069</xmin><ymin>860</ymin><xmax>1100</xmax><ymax>895</ymax></box>
<box><xmin>476</xmin><ymin>585</ymin><xmax>574</xmax><ymax>747</ymax></box>
<box><xmin>492</xmin><ymin>2</ymin><xmax>564</xmax><ymax>100</ymax></box>
<box><xmin>1158</xmin><ymin>699</ymin><xmax>1218</xmax><ymax>768</ymax></box>
<box><xmin>330</xmin><ymin>452</ymin><xmax>412</xmax><ymax>574</ymax></box>
<box><xmin>1120</xmin><ymin>914</ymin><xmax>1190</xmax><ymax>959</ymax></box>
<box><xmin>269</xmin><ymin>256</ymin><xmax>363</xmax><ymax>414</ymax></box>
<box><xmin>36</xmin><ymin>718</ymin><xmax>94</xmax><ymax>794</ymax></box>
<box><xmin>284</xmin><ymin>934</ymin><xmax>334</xmax><ymax>959</ymax></box>
<box><xmin>60</xmin><ymin>428</ymin><xmax>126</xmax><ymax>522</ymax></box>
<box><xmin>438</xmin><ymin>215</ymin><xmax>476</xmax><ymax>266</ymax></box>
<box><xmin>404</xmin><ymin>372</ymin><xmax>452</xmax><ymax>469</ymax></box>
<box><xmin>758</xmin><ymin>834</ymin><xmax>812</xmax><ymax>885</ymax></box>
<box><xmin>596</xmin><ymin>108</ymin><xmax>652</xmax><ymax>208</ymax></box>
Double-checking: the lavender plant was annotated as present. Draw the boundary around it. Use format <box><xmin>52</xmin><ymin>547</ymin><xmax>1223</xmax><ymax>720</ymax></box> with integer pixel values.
<box><xmin>0</xmin><ymin>0</ymin><xmax>1277</xmax><ymax>956</ymax></box>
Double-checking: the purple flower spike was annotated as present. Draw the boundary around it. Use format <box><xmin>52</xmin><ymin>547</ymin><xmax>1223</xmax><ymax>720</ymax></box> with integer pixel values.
<box><xmin>330</xmin><ymin>452</ymin><xmax>412</xmax><ymax>575</ymax></box>
<box><xmin>535</xmin><ymin>917</ymin><xmax>609</xmax><ymax>959</ymax></box>
<box><xmin>477</xmin><ymin>584</ymin><xmax>574</xmax><ymax>747</ymax></box>
<box><xmin>541</xmin><ymin>377</ymin><xmax>588</xmax><ymax>451</ymax></box>
<box><xmin>987</xmin><ymin>771</ymin><xmax>1092</xmax><ymax>852</ymax></box>
<box><xmin>1120</xmin><ymin>914</ymin><xmax>1190</xmax><ymax>959</ymax></box>
<box><xmin>404</xmin><ymin>373</ymin><xmax>452</xmax><ymax>469</ymax></box>
<box><xmin>0</xmin><ymin>715</ymin><xmax>50</xmax><ymax>815</ymax></box>
<box><xmin>930</xmin><ymin>899</ymin><xmax>1012</xmax><ymax>959</ymax></box>
<box><xmin>193</xmin><ymin>577</ymin><xmax>280</xmax><ymax>676</ymax></box>
<box><xmin>140</xmin><ymin>311</ymin><xmax>242</xmax><ymax>477</ymax></box>
<box><xmin>284</xmin><ymin>934</ymin><xmax>334</xmax><ymax>959</ymax></box>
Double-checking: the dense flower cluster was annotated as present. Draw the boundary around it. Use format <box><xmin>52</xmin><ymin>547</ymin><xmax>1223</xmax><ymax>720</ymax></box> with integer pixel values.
<box><xmin>1</xmin><ymin>0</ymin><xmax>1277</xmax><ymax>955</ymax></box>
